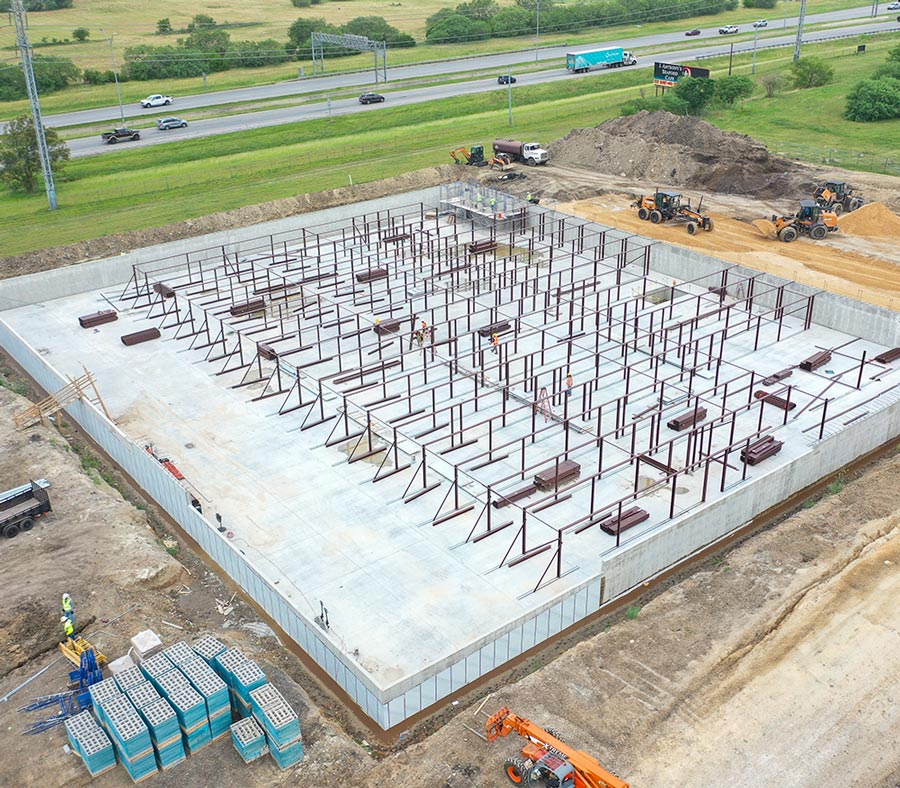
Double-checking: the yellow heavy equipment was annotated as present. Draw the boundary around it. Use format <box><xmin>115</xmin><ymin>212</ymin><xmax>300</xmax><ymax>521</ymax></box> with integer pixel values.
<box><xmin>813</xmin><ymin>180</ymin><xmax>864</xmax><ymax>214</ymax></box>
<box><xmin>772</xmin><ymin>200</ymin><xmax>839</xmax><ymax>242</ymax></box>
<box><xmin>632</xmin><ymin>190</ymin><xmax>714</xmax><ymax>234</ymax></box>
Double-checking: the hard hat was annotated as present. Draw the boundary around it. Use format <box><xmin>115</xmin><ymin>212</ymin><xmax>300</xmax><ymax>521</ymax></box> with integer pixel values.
<box><xmin>62</xmin><ymin>593</ymin><xmax>71</xmax><ymax>600</ymax></box>
<box><xmin>60</xmin><ymin>616</ymin><xmax>68</xmax><ymax>623</ymax></box>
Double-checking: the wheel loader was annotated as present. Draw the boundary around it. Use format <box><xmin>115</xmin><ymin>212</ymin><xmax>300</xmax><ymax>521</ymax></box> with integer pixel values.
<box><xmin>813</xmin><ymin>180</ymin><xmax>864</xmax><ymax>214</ymax></box>
<box><xmin>632</xmin><ymin>190</ymin><xmax>714</xmax><ymax>234</ymax></box>
<box><xmin>772</xmin><ymin>200</ymin><xmax>839</xmax><ymax>242</ymax></box>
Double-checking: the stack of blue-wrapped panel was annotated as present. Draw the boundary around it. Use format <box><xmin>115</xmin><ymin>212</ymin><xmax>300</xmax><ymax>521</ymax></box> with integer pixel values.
<box><xmin>213</xmin><ymin>648</ymin><xmax>266</xmax><ymax>719</ymax></box>
<box><xmin>162</xmin><ymin>640</ymin><xmax>196</xmax><ymax>667</ymax></box>
<box><xmin>249</xmin><ymin>683</ymin><xmax>304</xmax><ymax>771</ymax></box>
<box><xmin>157</xmin><ymin>670</ymin><xmax>211</xmax><ymax>755</ymax></box>
<box><xmin>229</xmin><ymin>717</ymin><xmax>269</xmax><ymax>764</ymax></box>
<box><xmin>179</xmin><ymin>657</ymin><xmax>232</xmax><ymax>740</ymax></box>
<box><xmin>65</xmin><ymin>710</ymin><xmax>117</xmax><ymax>778</ymax></box>
<box><xmin>126</xmin><ymin>681</ymin><xmax>161</xmax><ymax>711</ymax></box>
<box><xmin>114</xmin><ymin>666</ymin><xmax>147</xmax><ymax>694</ymax></box>
<box><xmin>191</xmin><ymin>634</ymin><xmax>227</xmax><ymax>665</ymax></box>
<box><xmin>138</xmin><ymin>697</ymin><xmax>186</xmax><ymax>771</ymax></box>
<box><xmin>103</xmin><ymin>695</ymin><xmax>158</xmax><ymax>783</ymax></box>
<box><xmin>139</xmin><ymin>652</ymin><xmax>175</xmax><ymax>691</ymax></box>
<box><xmin>89</xmin><ymin>678</ymin><xmax>122</xmax><ymax>729</ymax></box>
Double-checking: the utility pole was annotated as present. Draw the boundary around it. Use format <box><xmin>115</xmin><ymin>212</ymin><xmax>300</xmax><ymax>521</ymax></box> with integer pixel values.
<box><xmin>535</xmin><ymin>0</ymin><xmax>541</xmax><ymax>63</ymax></box>
<box><xmin>11</xmin><ymin>0</ymin><xmax>58</xmax><ymax>210</ymax></box>
<box><xmin>752</xmin><ymin>26</ymin><xmax>760</xmax><ymax>74</ymax></box>
<box><xmin>507</xmin><ymin>66</ymin><xmax>513</xmax><ymax>127</ymax></box>
<box><xmin>100</xmin><ymin>28</ymin><xmax>126</xmax><ymax>125</ymax></box>
<box><xmin>793</xmin><ymin>0</ymin><xmax>809</xmax><ymax>62</ymax></box>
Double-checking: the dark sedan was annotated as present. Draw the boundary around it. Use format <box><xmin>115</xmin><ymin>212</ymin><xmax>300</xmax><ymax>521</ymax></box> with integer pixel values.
<box><xmin>685</xmin><ymin>29</ymin><xmax>701</xmax><ymax>36</ymax></box>
<box><xmin>157</xmin><ymin>117</ymin><xmax>187</xmax><ymax>130</ymax></box>
<box><xmin>359</xmin><ymin>93</ymin><xmax>385</xmax><ymax>104</ymax></box>
<box><xmin>497</xmin><ymin>75</ymin><xmax>517</xmax><ymax>84</ymax></box>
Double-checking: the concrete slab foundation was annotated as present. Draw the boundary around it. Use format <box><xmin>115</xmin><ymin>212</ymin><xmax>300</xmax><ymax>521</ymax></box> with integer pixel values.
<box><xmin>2</xmin><ymin>184</ymin><xmax>899</xmax><ymax>730</ymax></box>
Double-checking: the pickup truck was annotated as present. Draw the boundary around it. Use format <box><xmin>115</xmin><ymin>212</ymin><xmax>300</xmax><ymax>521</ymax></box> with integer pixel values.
<box><xmin>1</xmin><ymin>480</ymin><xmax>51</xmax><ymax>539</ymax></box>
<box><xmin>140</xmin><ymin>94</ymin><xmax>173</xmax><ymax>108</ymax></box>
<box><xmin>101</xmin><ymin>127</ymin><xmax>141</xmax><ymax>144</ymax></box>
<box><xmin>718</xmin><ymin>25</ymin><xmax>739</xmax><ymax>34</ymax></box>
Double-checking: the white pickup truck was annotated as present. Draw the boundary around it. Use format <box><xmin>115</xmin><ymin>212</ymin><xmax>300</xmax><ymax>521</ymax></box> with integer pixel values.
<box><xmin>140</xmin><ymin>94</ymin><xmax>173</xmax><ymax>108</ymax></box>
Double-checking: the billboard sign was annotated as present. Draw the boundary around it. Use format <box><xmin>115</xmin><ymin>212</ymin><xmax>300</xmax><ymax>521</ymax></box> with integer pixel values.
<box><xmin>653</xmin><ymin>62</ymin><xmax>710</xmax><ymax>87</ymax></box>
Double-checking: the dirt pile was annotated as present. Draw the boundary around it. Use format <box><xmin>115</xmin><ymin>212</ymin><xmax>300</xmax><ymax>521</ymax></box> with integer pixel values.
<box><xmin>838</xmin><ymin>201</ymin><xmax>900</xmax><ymax>237</ymax></box>
<box><xmin>550</xmin><ymin>111</ymin><xmax>812</xmax><ymax>199</ymax></box>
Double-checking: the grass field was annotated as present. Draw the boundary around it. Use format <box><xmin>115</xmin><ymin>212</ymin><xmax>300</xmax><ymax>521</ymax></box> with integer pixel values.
<box><xmin>1</xmin><ymin>32</ymin><xmax>898</xmax><ymax>258</ymax></box>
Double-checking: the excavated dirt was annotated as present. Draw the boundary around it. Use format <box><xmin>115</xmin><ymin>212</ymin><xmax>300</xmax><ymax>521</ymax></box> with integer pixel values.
<box><xmin>550</xmin><ymin>111</ymin><xmax>811</xmax><ymax>198</ymax></box>
<box><xmin>839</xmin><ymin>200</ymin><xmax>900</xmax><ymax>237</ymax></box>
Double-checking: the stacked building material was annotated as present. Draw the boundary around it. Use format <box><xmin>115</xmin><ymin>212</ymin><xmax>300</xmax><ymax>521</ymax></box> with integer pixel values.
<box><xmin>179</xmin><ymin>657</ymin><xmax>232</xmax><ymax>739</ymax></box>
<box><xmin>139</xmin><ymin>652</ymin><xmax>175</xmax><ymax>691</ymax></box>
<box><xmin>230</xmin><ymin>717</ymin><xmax>269</xmax><ymax>764</ymax></box>
<box><xmin>131</xmin><ymin>630</ymin><xmax>163</xmax><ymax>663</ymax></box>
<box><xmin>89</xmin><ymin>678</ymin><xmax>123</xmax><ymax>727</ymax></box>
<box><xmin>213</xmin><ymin>648</ymin><xmax>266</xmax><ymax>718</ymax></box>
<box><xmin>162</xmin><ymin>640</ymin><xmax>197</xmax><ymax>667</ymax></box>
<box><xmin>114</xmin><ymin>666</ymin><xmax>147</xmax><ymax>694</ymax></box>
<box><xmin>126</xmin><ymin>681</ymin><xmax>161</xmax><ymax>711</ymax></box>
<box><xmin>138</xmin><ymin>697</ymin><xmax>186</xmax><ymax>771</ymax></box>
<box><xmin>65</xmin><ymin>710</ymin><xmax>117</xmax><ymax>777</ymax></box>
<box><xmin>191</xmin><ymin>634</ymin><xmax>227</xmax><ymax>665</ymax></box>
<box><xmin>157</xmin><ymin>670</ymin><xmax>212</xmax><ymax>755</ymax></box>
<box><xmin>103</xmin><ymin>695</ymin><xmax>159</xmax><ymax>783</ymax></box>
<box><xmin>249</xmin><ymin>683</ymin><xmax>304</xmax><ymax>770</ymax></box>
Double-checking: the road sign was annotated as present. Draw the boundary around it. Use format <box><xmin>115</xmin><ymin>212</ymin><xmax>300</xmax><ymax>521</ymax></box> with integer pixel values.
<box><xmin>653</xmin><ymin>62</ymin><xmax>711</xmax><ymax>87</ymax></box>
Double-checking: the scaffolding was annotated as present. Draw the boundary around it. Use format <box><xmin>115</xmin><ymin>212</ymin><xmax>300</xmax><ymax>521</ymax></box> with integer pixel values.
<box><xmin>118</xmin><ymin>187</ymin><xmax>889</xmax><ymax>596</ymax></box>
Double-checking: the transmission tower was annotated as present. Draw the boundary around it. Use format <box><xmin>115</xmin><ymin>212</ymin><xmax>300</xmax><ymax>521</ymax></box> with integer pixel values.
<box><xmin>793</xmin><ymin>0</ymin><xmax>808</xmax><ymax>62</ymax></box>
<box><xmin>11</xmin><ymin>0</ymin><xmax>58</xmax><ymax>210</ymax></box>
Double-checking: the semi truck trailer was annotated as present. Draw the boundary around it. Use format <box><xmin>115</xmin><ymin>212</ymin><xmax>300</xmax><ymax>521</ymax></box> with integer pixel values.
<box><xmin>566</xmin><ymin>47</ymin><xmax>637</xmax><ymax>73</ymax></box>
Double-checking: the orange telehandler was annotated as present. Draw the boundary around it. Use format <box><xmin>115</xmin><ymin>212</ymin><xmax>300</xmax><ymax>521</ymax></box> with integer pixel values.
<box><xmin>486</xmin><ymin>707</ymin><xmax>629</xmax><ymax>788</ymax></box>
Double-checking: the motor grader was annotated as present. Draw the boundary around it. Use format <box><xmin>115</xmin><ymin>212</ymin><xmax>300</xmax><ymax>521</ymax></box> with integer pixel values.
<box><xmin>632</xmin><ymin>190</ymin><xmax>714</xmax><ymax>235</ymax></box>
<box><xmin>813</xmin><ymin>180</ymin><xmax>864</xmax><ymax>214</ymax></box>
<box><xmin>486</xmin><ymin>706</ymin><xmax>629</xmax><ymax>788</ymax></box>
<box><xmin>772</xmin><ymin>200</ymin><xmax>839</xmax><ymax>242</ymax></box>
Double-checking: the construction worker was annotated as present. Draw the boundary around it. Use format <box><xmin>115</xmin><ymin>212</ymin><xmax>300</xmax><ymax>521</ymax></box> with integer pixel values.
<box><xmin>566</xmin><ymin>372</ymin><xmax>574</xmax><ymax>398</ymax></box>
<box><xmin>61</xmin><ymin>616</ymin><xmax>74</xmax><ymax>640</ymax></box>
<box><xmin>489</xmin><ymin>196</ymin><xmax>497</xmax><ymax>213</ymax></box>
<box><xmin>491</xmin><ymin>333</ymin><xmax>500</xmax><ymax>354</ymax></box>
<box><xmin>527</xmin><ymin>192</ymin><xmax>533</xmax><ymax>203</ymax></box>
<box><xmin>475</xmin><ymin>192</ymin><xmax>483</xmax><ymax>208</ymax></box>
<box><xmin>61</xmin><ymin>593</ymin><xmax>74</xmax><ymax>624</ymax></box>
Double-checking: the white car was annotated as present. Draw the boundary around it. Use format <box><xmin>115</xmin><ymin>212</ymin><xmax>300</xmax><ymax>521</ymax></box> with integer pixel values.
<box><xmin>719</xmin><ymin>25</ymin><xmax>739</xmax><ymax>34</ymax></box>
<box><xmin>753</xmin><ymin>19</ymin><xmax>768</xmax><ymax>28</ymax></box>
<box><xmin>140</xmin><ymin>94</ymin><xmax>173</xmax><ymax>109</ymax></box>
<box><xmin>887</xmin><ymin>2</ymin><xmax>900</xmax><ymax>9</ymax></box>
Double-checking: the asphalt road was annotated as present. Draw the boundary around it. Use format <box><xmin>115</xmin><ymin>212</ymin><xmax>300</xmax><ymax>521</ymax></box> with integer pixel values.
<box><xmin>50</xmin><ymin>7</ymin><xmax>900</xmax><ymax>159</ymax></box>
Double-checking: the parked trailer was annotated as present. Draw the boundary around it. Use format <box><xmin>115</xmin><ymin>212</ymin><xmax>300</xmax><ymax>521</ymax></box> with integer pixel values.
<box><xmin>566</xmin><ymin>47</ymin><xmax>637</xmax><ymax>73</ymax></box>
<box><xmin>1</xmin><ymin>480</ymin><xmax>52</xmax><ymax>539</ymax></box>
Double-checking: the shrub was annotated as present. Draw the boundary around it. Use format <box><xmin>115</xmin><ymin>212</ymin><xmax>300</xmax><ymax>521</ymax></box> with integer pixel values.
<box><xmin>790</xmin><ymin>56</ymin><xmax>834</xmax><ymax>89</ymax></box>
<box><xmin>759</xmin><ymin>73</ymin><xmax>783</xmax><ymax>98</ymax></box>
<box><xmin>844</xmin><ymin>78</ymin><xmax>900</xmax><ymax>121</ymax></box>
<box><xmin>715</xmin><ymin>74</ymin><xmax>754</xmax><ymax>105</ymax></box>
<box><xmin>71</xmin><ymin>27</ymin><xmax>89</xmax><ymax>42</ymax></box>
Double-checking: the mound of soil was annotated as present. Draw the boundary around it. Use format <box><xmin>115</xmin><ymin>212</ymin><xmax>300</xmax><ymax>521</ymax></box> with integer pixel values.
<box><xmin>550</xmin><ymin>111</ymin><xmax>812</xmax><ymax>198</ymax></box>
<box><xmin>838</xmin><ymin>201</ymin><xmax>900</xmax><ymax>237</ymax></box>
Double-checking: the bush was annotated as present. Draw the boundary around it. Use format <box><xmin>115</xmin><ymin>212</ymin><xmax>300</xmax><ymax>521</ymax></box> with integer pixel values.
<box><xmin>291</xmin><ymin>0</ymin><xmax>312</xmax><ymax>6</ymax></box>
<box><xmin>715</xmin><ymin>74</ymin><xmax>754</xmax><ymax>105</ymax></box>
<box><xmin>71</xmin><ymin>27</ymin><xmax>89</xmax><ymax>42</ymax></box>
<box><xmin>83</xmin><ymin>68</ymin><xmax>116</xmax><ymax>85</ymax></box>
<box><xmin>790</xmin><ymin>56</ymin><xmax>834</xmax><ymax>89</ymax></box>
<box><xmin>674</xmin><ymin>76</ymin><xmax>717</xmax><ymax>114</ymax></box>
<box><xmin>743</xmin><ymin>0</ymin><xmax>777</xmax><ymax>7</ymax></box>
<box><xmin>426</xmin><ymin>14</ymin><xmax>492</xmax><ymax>43</ymax></box>
<box><xmin>32</xmin><ymin>54</ymin><xmax>80</xmax><ymax>92</ymax></box>
<box><xmin>844</xmin><ymin>78</ymin><xmax>900</xmax><ymax>121</ymax></box>
<box><xmin>491</xmin><ymin>7</ymin><xmax>532</xmax><ymax>37</ymax></box>
<box><xmin>156</xmin><ymin>18</ymin><xmax>173</xmax><ymax>34</ymax></box>
<box><xmin>759</xmin><ymin>73</ymin><xmax>783</xmax><ymax>98</ymax></box>
<box><xmin>873</xmin><ymin>61</ymin><xmax>900</xmax><ymax>82</ymax></box>
<box><xmin>0</xmin><ymin>68</ymin><xmax>27</xmax><ymax>101</ymax></box>
<box><xmin>341</xmin><ymin>16</ymin><xmax>416</xmax><ymax>48</ymax></box>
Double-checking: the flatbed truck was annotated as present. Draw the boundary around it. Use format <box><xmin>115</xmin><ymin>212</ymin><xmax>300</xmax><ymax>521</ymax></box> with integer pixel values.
<box><xmin>1</xmin><ymin>480</ymin><xmax>52</xmax><ymax>539</ymax></box>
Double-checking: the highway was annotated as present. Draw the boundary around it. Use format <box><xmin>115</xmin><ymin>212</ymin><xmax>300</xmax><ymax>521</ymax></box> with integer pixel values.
<box><xmin>47</xmin><ymin>6</ymin><xmax>899</xmax><ymax>159</ymax></box>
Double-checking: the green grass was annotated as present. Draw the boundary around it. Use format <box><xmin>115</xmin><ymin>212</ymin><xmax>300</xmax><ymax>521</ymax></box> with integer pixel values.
<box><xmin>626</xmin><ymin>605</ymin><xmax>641</xmax><ymax>620</ymax></box>
<box><xmin>1</xmin><ymin>32</ymin><xmax>898</xmax><ymax>257</ymax></box>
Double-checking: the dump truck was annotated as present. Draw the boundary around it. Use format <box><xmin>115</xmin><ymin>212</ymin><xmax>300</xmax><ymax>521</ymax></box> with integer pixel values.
<box><xmin>566</xmin><ymin>47</ymin><xmax>637</xmax><ymax>73</ymax></box>
<box><xmin>1</xmin><ymin>480</ymin><xmax>52</xmax><ymax>539</ymax></box>
<box><xmin>493</xmin><ymin>139</ymin><xmax>549</xmax><ymax>166</ymax></box>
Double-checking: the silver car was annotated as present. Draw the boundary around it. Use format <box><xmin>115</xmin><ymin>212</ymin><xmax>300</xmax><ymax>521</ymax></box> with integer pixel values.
<box><xmin>157</xmin><ymin>117</ymin><xmax>187</xmax><ymax>130</ymax></box>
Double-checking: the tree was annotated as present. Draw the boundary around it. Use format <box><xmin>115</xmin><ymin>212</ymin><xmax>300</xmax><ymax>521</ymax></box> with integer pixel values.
<box><xmin>844</xmin><ymin>78</ymin><xmax>900</xmax><ymax>122</ymax></box>
<box><xmin>426</xmin><ymin>14</ymin><xmax>491</xmax><ymax>43</ymax></box>
<box><xmin>490</xmin><ymin>7</ymin><xmax>532</xmax><ymax>37</ymax></box>
<box><xmin>156</xmin><ymin>18</ymin><xmax>173</xmax><ymax>34</ymax></box>
<box><xmin>187</xmin><ymin>14</ymin><xmax>216</xmax><ymax>32</ymax></box>
<box><xmin>457</xmin><ymin>0</ymin><xmax>500</xmax><ymax>22</ymax></box>
<box><xmin>873</xmin><ymin>61</ymin><xmax>900</xmax><ymax>82</ymax></box>
<box><xmin>0</xmin><ymin>115</ymin><xmax>69</xmax><ymax>194</ymax></box>
<box><xmin>674</xmin><ymin>76</ymin><xmax>717</xmax><ymax>114</ymax></box>
<box><xmin>886</xmin><ymin>42</ymin><xmax>900</xmax><ymax>63</ymax></box>
<box><xmin>743</xmin><ymin>0</ymin><xmax>777</xmax><ymax>8</ymax></box>
<box><xmin>790</xmin><ymin>56</ymin><xmax>834</xmax><ymax>89</ymax></box>
<box><xmin>31</xmin><ymin>54</ymin><xmax>80</xmax><ymax>92</ymax></box>
<box><xmin>759</xmin><ymin>73</ymin><xmax>783</xmax><ymax>98</ymax></box>
<box><xmin>715</xmin><ymin>74</ymin><xmax>754</xmax><ymax>105</ymax></box>
<box><xmin>71</xmin><ymin>27</ymin><xmax>89</xmax><ymax>42</ymax></box>
<box><xmin>288</xmin><ymin>17</ymin><xmax>328</xmax><ymax>54</ymax></box>
<box><xmin>341</xmin><ymin>16</ymin><xmax>415</xmax><ymax>48</ymax></box>
<box><xmin>0</xmin><ymin>68</ymin><xmax>27</xmax><ymax>101</ymax></box>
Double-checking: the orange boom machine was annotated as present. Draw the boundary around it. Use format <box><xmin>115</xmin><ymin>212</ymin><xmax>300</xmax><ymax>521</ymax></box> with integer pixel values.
<box><xmin>486</xmin><ymin>707</ymin><xmax>629</xmax><ymax>788</ymax></box>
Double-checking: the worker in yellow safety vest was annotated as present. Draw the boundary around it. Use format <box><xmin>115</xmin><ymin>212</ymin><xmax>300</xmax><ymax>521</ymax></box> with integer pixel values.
<box><xmin>61</xmin><ymin>593</ymin><xmax>74</xmax><ymax>624</ymax></box>
<box><xmin>61</xmin><ymin>616</ymin><xmax>74</xmax><ymax>639</ymax></box>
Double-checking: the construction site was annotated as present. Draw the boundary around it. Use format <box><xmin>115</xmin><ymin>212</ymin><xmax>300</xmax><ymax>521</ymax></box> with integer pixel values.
<box><xmin>1</xmin><ymin>112</ymin><xmax>900</xmax><ymax>787</ymax></box>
